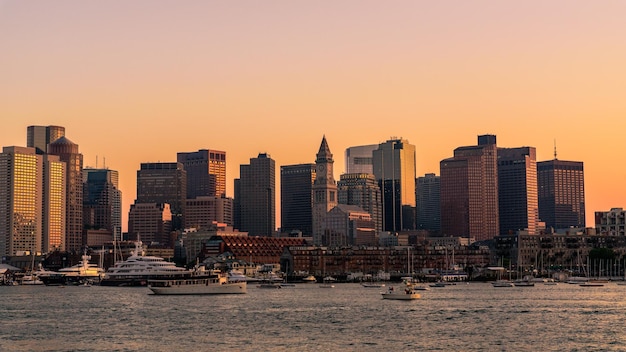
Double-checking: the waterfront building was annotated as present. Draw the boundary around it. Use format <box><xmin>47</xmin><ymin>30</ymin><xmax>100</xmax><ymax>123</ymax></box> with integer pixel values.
<box><xmin>595</xmin><ymin>208</ymin><xmax>626</xmax><ymax>236</ymax></box>
<box><xmin>416</xmin><ymin>173</ymin><xmax>441</xmax><ymax>234</ymax></box>
<box><xmin>325</xmin><ymin>204</ymin><xmax>376</xmax><ymax>247</ymax></box>
<box><xmin>345</xmin><ymin>144</ymin><xmax>378</xmax><ymax>175</ymax></box>
<box><xmin>185</xmin><ymin>196</ymin><xmax>233</xmax><ymax>229</ymax></box>
<box><xmin>497</xmin><ymin>147</ymin><xmax>540</xmax><ymax>235</ymax></box>
<box><xmin>136</xmin><ymin>162</ymin><xmax>186</xmax><ymax>230</ymax></box>
<box><xmin>537</xmin><ymin>159</ymin><xmax>585</xmax><ymax>230</ymax></box>
<box><xmin>236</xmin><ymin>153</ymin><xmax>275</xmax><ymax>236</ymax></box>
<box><xmin>43</xmin><ymin>154</ymin><xmax>66</xmax><ymax>252</ymax></box>
<box><xmin>372</xmin><ymin>138</ymin><xmax>417</xmax><ymax>232</ymax></box>
<box><xmin>280</xmin><ymin>163</ymin><xmax>315</xmax><ymax>236</ymax></box>
<box><xmin>83</xmin><ymin>168</ymin><xmax>122</xmax><ymax>237</ymax></box>
<box><xmin>127</xmin><ymin>202</ymin><xmax>173</xmax><ymax>245</ymax></box>
<box><xmin>440</xmin><ymin>135</ymin><xmax>499</xmax><ymax>241</ymax></box>
<box><xmin>312</xmin><ymin>136</ymin><xmax>338</xmax><ymax>245</ymax></box>
<box><xmin>337</xmin><ymin>173</ymin><xmax>382</xmax><ymax>234</ymax></box>
<box><xmin>177</xmin><ymin>149</ymin><xmax>226</xmax><ymax>198</ymax></box>
<box><xmin>27</xmin><ymin>125</ymin><xmax>65</xmax><ymax>155</ymax></box>
<box><xmin>181</xmin><ymin>225</ymin><xmax>248</xmax><ymax>263</ymax></box>
<box><xmin>48</xmin><ymin>137</ymin><xmax>84</xmax><ymax>252</ymax></box>
<box><xmin>0</xmin><ymin>147</ymin><xmax>43</xmax><ymax>256</ymax></box>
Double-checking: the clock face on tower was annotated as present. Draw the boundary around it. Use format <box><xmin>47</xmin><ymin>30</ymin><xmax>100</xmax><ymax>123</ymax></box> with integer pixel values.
<box><xmin>319</xmin><ymin>164</ymin><xmax>325</xmax><ymax>172</ymax></box>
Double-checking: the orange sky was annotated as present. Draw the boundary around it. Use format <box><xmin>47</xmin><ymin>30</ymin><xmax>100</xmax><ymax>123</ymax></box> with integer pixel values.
<box><xmin>1</xmin><ymin>1</ymin><xmax>625</xmax><ymax>230</ymax></box>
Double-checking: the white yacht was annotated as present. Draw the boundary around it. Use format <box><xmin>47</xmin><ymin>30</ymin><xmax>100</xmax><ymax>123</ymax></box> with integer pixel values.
<box><xmin>57</xmin><ymin>252</ymin><xmax>105</xmax><ymax>285</ymax></box>
<box><xmin>100</xmin><ymin>241</ymin><xmax>190</xmax><ymax>286</ymax></box>
<box><xmin>382</xmin><ymin>281</ymin><xmax>421</xmax><ymax>300</ymax></box>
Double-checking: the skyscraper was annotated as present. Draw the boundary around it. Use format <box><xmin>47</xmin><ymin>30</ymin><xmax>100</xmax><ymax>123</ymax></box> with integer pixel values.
<box><xmin>498</xmin><ymin>147</ymin><xmax>539</xmax><ymax>235</ymax></box>
<box><xmin>538</xmin><ymin>159</ymin><xmax>585</xmax><ymax>230</ymax></box>
<box><xmin>416</xmin><ymin>173</ymin><xmax>441</xmax><ymax>234</ymax></box>
<box><xmin>136</xmin><ymin>162</ymin><xmax>186</xmax><ymax>230</ymax></box>
<box><xmin>27</xmin><ymin>125</ymin><xmax>65</xmax><ymax>154</ymax></box>
<box><xmin>440</xmin><ymin>135</ymin><xmax>499</xmax><ymax>241</ymax></box>
<box><xmin>83</xmin><ymin>168</ymin><xmax>122</xmax><ymax>235</ymax></box>
<box><xmin>236</xmin><ymin>153</ymin><xmax>275</xmax><ymax>236</ymax></box>
<box><xmin>128</xmin><ymin>203</ymin><xmax>172</xmax><ymax>245</ymax></box>
<box><xmin>177</xmin><ymin>149</ymin><xmax>226</xmax><ymax>198</ymax></box>
<box><xmin>48</xmin><ymin>136</ymin><xmax>84</xmax><ymax>252</ymax></box>
<box><xmin>42</xmin><ymin>154</ymin><xmax>66</xmax><ymax>252</ymax></box>
<box><xmin>0</xmin><ymin>147</ymin><xmax>43</xmax><ymax>256</ymax></box>
<box><xmin>312</xmin><ymin>136</ymin><xmax>338</xmax><ymax>245</ymax></box>
<box><xmin>345</xmin><ymin>144</ymin><xmax>378</xmax><ymax>174</ymax></box>
<box><xmin>337</xmin><ymin>173</ymin><xmax>382</xmax><ymax>234</ymax></box>
<box><xmin>280</xmin><ymin>163</ymin><xmax>315</xmax><ymax>236</ymax></box>
<box><xmin>372</xmin><ymin>138</ymin><xmax>416</xmax><ymax>232</ymax></box>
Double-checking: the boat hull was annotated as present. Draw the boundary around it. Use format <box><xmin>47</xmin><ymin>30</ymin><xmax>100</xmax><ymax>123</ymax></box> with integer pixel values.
<box><xmin>381</xmin><ymin>292</ymin><xmax>420</xmax><ymax>300</ymax></box>
<box><xmin>148</xmin><ymin>277</ymin><xmax>247</xmax><ymax>295</ymax></box>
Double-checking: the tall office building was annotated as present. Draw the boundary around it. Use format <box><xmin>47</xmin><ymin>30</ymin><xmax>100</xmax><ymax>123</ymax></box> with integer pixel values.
<box><xmin>498</xmin><ymin>147</ymin><xmax>539</xmax><ymax>235</ymax></box>
<box><xmin>27</xmin><ymin>125</ymin><xmax>65</xmax><ymax>154</ymax></box>
<box><xmin>416</xmin><ymin>173</ymin><xmax>441</xmax><ymax>234</ymax></box>
<box><xmin>128</xmin><ymin>203</ymin><xmax>172</xmax><ymax>245</ymax></box>
<box><xmin>312</xmin><ymin>136</ymin><xmax>338</xmax><ymax>245</ymax></box>
<box><xmin>345</xmin><ymin>144</ymin><xmax>378</xmax><ymax>174</ymax></box>
<box><xmin>0</xmin><ymin>147</ymin><xmax>43</xmax><ymax>256</ymax></box>
<box><xmin>538</xmin><ymin>159</ymin><xmax>585</xmax><ymax>230</ymax></box>
<box><xmin>281</xmin><ymin>164</ymin><xmax>315</xmax><ymax>236</ymax></box>
<box><xmin>440</xmin><ymin>135</ymin><xmax>499</xmax><ymax>241</ymax></box>
<box><xmin>83</xmin><ymin>168</ymin><xmax>122</xmax><ymax>235</ymax></box>
<box><xmin>177</xmin><ymin>149</ymin><xmax>226</xmax><ymax>198</ymax></box>
<box><xmin>48</xmin><ymin>137</ymin><xmax>84</xmax><ymax>252</ymax></box>
<box><xmin>185</xmin><ymin>196</ymin><xmax>233</xmax><ymax>229</ymax></box>
<box><xmin>42</xmin><ymin>154</ymin><xmax>66</xmax><ymax>252</ymax></box>
<box><xmin>337</xmin><ymin>173</ymin><xmax>382</xmax><ymax>234</ymax></box>
<box><xmin>136</xmin><ymin>162</ymin><xmax>186</xmax><ymax>230</ymax></box>
<box><xmin>372</xmin><ymin>138</ymin><xmax>417</xmax><ymax>232</ymax></box>
<box><xmin>236</xmin><ymin>153</ymin><xmax>275</xmax><ymax>236</ymax></box>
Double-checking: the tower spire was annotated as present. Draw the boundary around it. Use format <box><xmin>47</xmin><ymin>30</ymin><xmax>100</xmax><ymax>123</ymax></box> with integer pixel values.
<box><xmin>554</xmin><ymin>139</ymin><xmax>558</xmax><ymax>160</ymax></box>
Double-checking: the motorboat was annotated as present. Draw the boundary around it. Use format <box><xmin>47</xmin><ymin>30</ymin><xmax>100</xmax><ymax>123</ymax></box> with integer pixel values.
<box><xmin>491</xmin><ymin>280</ymin><xmax>514</xmax><ymax>287</ymax></box>
<box><xmin>257</xmin><ymin>282</ymin><xmax>282</xmax><ymax>289</ymax></box>
<box><xmin>513</xmin><ymin>280</ymin><xmax>535</xmax><ymax>287</ymax></box>
<box><xmin>148</xmin><ymin>271</ymin><xmax>247</xmax><ymax>295</ymax></box>
<box><xmin>381</xmin><ymin>281</ymin><xmax>421</xmax><ymax>300</ymax></box>
<box><xmin>100</xmin><ymin>241</ymin><xmax>191</xmax><ymax>286</ymax></box>
<box><xmin>302</xmin><ymin>275</ymin><xmax>317</xmax><ymax>283</ymax></box>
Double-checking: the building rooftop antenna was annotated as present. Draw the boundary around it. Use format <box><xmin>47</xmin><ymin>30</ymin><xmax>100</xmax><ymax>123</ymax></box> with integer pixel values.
<box><xmin>553</xmin><ymin>139</ymin><xmax>558</xmax><ymax>160</ymax></box>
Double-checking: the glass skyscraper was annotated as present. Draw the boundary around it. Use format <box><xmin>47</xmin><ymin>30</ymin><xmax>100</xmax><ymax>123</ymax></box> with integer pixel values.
<box><xmin>538</xmin><ymin>159</ymin><xmax>585</xmax><ymax>230</ymax></box>
<box><xmin>237</xmin><ymin>153</ymin><xmax>275</xmax><ymax>236</ymax></box>
<box><xmin>280</xmin><ymin>163</ymin><xmax>315</xmax><ymax>236</ymax></box>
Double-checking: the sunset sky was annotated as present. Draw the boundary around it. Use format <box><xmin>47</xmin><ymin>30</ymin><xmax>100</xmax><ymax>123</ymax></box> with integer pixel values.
<box><xmin>1</xmin><ymin>1</ymin><xmax>625</xmax><ymax>230</ymax></box>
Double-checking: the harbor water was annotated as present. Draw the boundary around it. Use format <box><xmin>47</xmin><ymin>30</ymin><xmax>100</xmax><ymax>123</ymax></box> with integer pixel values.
<box><xmin>1</xmin><ymin>282</ymin><xmax>625</xmax><ymax>351</ymax></box>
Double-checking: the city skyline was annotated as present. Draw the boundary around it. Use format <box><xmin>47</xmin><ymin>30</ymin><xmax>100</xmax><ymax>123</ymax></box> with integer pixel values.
<box><xmin>2</xmin><ymin>2</ymin><xmax>625</xmax><ymax>230</ymax></box>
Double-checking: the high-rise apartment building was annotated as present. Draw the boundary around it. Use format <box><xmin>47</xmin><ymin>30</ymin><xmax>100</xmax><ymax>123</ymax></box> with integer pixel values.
<box><xmin>280</xmin><ymin>164</ymin><xmax>315</xmax><ymax>236</ymax></box>
<box><xmin>185</xmin><ymin>196</ymin><xmax>233</xmax><ymax>229</ymax></box>
<box><xmin>27</xmin><ymin>125</ymin><xmax>65</xmax><ymax>154</ymax></box>
<box><xmin>42</xmin><ymin>154</ymin><xmax>66</xmax><ymax>252</ymax></box>
<box><xmin>498</xmin><ymin>147</ymin><xmax>539</xmax><ymax>235</ymax></box>
<box><xmin>312</xmin><ymin>137</ymin><xmax>338</xmax><ymax>245</ymax></box>
<box><xmin>128</xmin><ymin>202</ymin><xmax>173</xmax><ymax>245</ymax></box>
<box><xmin>83</xmin><ymin>168</ymin><xmax>122</xmax><ymax>236</ymax></box>
<box><xmin>337</xmin><ymin>173</ymin><xmax>382</xmax><ymax>234</ymax></box>
<box><xmin>0</xmin><ymin>147</ymin><xmax>43</xmax><ymax>256</ymax></box>
<box><xmin>372</xmin><ymin>138</ymin><xmax>416</xmax><ymax>232</ymax></box>
<box><xmin>345</xmin><ymin>144</ymin><xmax>378</xmax><ymax>174</ymax></box>
<box><xmin>236</xmin><ymin>153</ymin><xmax>275</xmax><ymax>236</ymax></box>
<box><xmin>416</xmin><ymin>173</ymin><xmax>441</xmax><ymax>234</ymax></box>
<box><xmin>48</xmin><ymin>137</ymin><xmax>84</xmax><ymax>252</ymax></box>
<box><xmin>177</xmin><ymin>149</ymin><xmax>226</xmax><ymax>198</ymax></box>
<box><xmin>440</xmin><ymin>135</ymin><xmax>499</xmax><ymax>241</ymax></box>
<box><xmin>136</xmin><ymin>162</ymin><xmax>186</xmax><ymax>230</ymax></box>
<box><xmin>537</xmin><ymin>159</ymin><xmax>585</xmax><ymax>230</ymax></box>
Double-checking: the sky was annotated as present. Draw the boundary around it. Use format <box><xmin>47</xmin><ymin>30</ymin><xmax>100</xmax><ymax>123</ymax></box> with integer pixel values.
<box><xmin>1</xmin><ymin>1</ymin><xmax>625</xmax><ymax>231</ymax></box>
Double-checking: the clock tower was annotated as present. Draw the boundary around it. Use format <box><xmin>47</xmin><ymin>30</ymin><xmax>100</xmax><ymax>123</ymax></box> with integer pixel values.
<box><xmin>312</xmin><ymin>135</ymin><xmax>337</xmax><ymax>245</ymax></box>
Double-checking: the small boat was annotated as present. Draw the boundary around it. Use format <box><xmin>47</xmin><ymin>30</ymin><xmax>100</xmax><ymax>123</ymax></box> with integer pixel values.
<box><xmin>580</xmin><ymin>281</ymin><xmax>605</xmax><ymax>287</ymax></box>
<box><xmin>514</xmin><ymin>280</ymin><xmax>535</xmax><ymax>287</ymax></box>
<box><xmin>257</xmin><ymin>282</ymin><xmax>282</xmax><ymax>289</ymax></box>
<box><xmin>302</xmin><ymin>275</ymin><xmax>316</xmax><ymax>283</ymax></box>
<box><xmin>381</xmin><ymin>280</ymin><xmax>420</xmax><ymax>300</ymax></box>
<box><xmin>148</xmin><ymin>271</ymin><xmax>247</xmax><ymax>295</ymax></box>
<box><xmin>429</xmin><ymin>282</ymin><xmax>446</xmax><ymax>288</ymax></box>
<box><xmin>492</xmin><ymin>280</ymin><xmax>514</xmax><ymax>287</ymax></box>
<box><xmin>361</xmin><ymin>282</ymin><xmax>385</xmax><ymax>288</ymax></box>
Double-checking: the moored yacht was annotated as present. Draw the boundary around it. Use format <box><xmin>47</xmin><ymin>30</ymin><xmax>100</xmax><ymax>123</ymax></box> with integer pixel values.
<box><xmin>100</xmin><ymin>241</ymin><xmax>190</xmax><ymax>286</ymax></box>
<box><xmin>56</xmin><ymin>252</ymin><xmax>105</xmax><ymax>285</ymax></box>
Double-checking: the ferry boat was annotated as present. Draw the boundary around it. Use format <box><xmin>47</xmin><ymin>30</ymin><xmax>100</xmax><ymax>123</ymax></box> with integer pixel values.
<box><xmin>148</xmin><ymin>271</ymin><xmax>247</xmax><ymax>295</ymax></box>
<box><xmin>100</xmin><ymin>241</ymin><xmax>190</xmax><ymax>286</ymax></box>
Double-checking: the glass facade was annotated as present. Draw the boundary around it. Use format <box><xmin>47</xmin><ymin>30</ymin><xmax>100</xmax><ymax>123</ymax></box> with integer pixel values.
<box><xmin>538</xmin><ymin>159</ymin><xmax>585</xmax><ymax>230</ymax></box>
